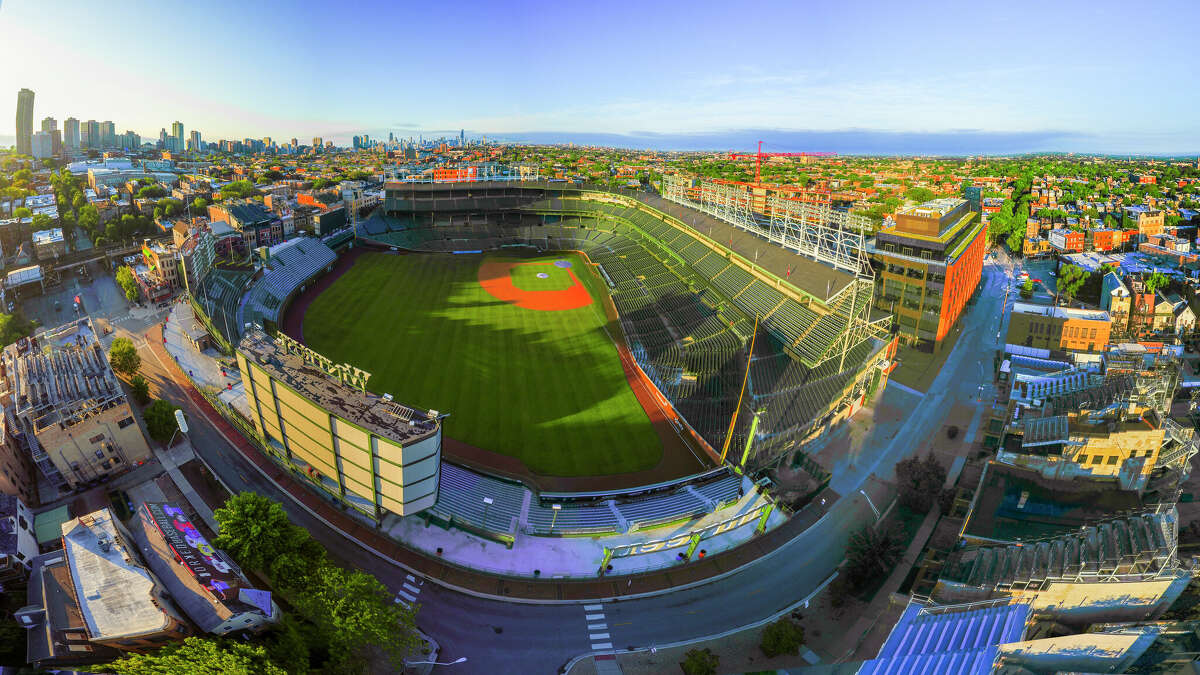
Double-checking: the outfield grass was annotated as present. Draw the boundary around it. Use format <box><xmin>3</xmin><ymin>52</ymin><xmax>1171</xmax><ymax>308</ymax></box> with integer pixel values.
<box><xmin>302</xmin><ymin>252</ymin><xmax>663</xmax><ymax>476</ymax></box>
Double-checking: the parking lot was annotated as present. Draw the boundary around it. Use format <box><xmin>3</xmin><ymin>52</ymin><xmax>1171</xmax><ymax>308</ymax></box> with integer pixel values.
<box><xmin>10</xmin><ymin>261</ymin><xmax>133</xmax><ymax>331</ymax></box>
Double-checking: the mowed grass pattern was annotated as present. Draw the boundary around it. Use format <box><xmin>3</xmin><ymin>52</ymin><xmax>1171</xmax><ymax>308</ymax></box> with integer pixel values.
<box><xmin>302</xmin><ymin>252</ymin><xmax>663</xmax><ymax>476</ymax></box>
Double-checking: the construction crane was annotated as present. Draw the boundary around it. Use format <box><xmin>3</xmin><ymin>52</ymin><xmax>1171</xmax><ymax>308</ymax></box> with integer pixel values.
<box><xmin>728</xmin><ymin>141</ymin><xmax>836</xmax><ymax>184</ymax></box>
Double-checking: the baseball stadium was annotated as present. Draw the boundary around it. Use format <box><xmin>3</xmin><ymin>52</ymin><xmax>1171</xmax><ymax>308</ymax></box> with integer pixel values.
<box><xmin>189</xmin><ymin>180</ymin><xmax>894</xmax><ymax>544</ymax></box>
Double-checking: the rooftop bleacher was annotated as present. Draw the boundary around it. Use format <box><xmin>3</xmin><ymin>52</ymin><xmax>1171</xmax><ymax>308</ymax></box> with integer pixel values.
<box><xmin>238</xmin><ymin>238</ymin><xmax>337</xmax><ymax>334</ymax></box>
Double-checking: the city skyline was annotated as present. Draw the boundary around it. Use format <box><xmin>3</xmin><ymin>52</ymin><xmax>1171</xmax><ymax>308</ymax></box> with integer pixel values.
<box><xmin>2</xmin><ymin>0</ymin><xmax>1200</xmax><ymax>154</ymax></box>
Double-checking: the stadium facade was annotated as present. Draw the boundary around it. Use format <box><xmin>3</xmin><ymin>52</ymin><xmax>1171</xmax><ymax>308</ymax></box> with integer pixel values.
<box><xmin>237</xmin><ymin>329</ymin><xmax>442</xmax><ymax>520</ymax></box>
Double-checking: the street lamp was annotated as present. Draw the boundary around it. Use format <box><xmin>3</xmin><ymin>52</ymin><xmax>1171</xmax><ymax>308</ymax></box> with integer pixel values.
<box><xmin>550</xmin><ymin>503</ymin><xmax>561</xmax><ymax>532</ymax></box>
<box><xmin>166</xmin><ymin>409</ymin><xmax>188</xmax><ymax>449</ymax></box>
<box><xmin>481</xmin><ymin>497</ymin><xmax>493</xmax><ymax>529</ymax></box>
<box><xmin>406</xmin><ymin>657</ymin><xmax>467</xmax><ymax>667</ymax></box>
<box><xmin>859</xmin><ymin>489</ymin><xmax>880</xmax><ymax>521</ymax></box>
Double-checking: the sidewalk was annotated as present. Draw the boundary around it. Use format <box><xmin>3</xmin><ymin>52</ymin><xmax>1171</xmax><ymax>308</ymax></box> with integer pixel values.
<box><xmin>817</xmin><ymin>506</ymin><xmax>943</xmax><ymax>664</ymax></box>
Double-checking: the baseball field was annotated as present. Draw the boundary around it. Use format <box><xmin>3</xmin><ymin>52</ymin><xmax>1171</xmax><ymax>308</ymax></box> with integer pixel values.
<box><xmin>300</xmin><ymin>251</ymin><xmax>664</xmax><ymax>476</ymax></box>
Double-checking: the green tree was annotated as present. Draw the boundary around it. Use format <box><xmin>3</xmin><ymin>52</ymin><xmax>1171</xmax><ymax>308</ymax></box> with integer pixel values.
<box><xmin>293</xmin><ymin>564</ymin><xmax>422</xmax><ymax>673</ymax></box>
<box><xmin>143</xmin><ymin>399</ymin><xmax>180</xmax><ymax>443</ymax></box>
<box><xmin>192</xmin><ymin>196</ymin><xmax>209</xmax><ymax>212</ymax></box>
<box><xmin>681</xmin><ymin>647</ymin><xmax>719</xmax><ymax>675</ymax></box>
<box><xmin>906</xmin><ymin>187</ymin><xmax>935</xmax><ymax>203</ymax></box>
<box><xmin>115</xmin><ymin>265</ymin><xmax>140</xmax><ymax>302</ymax></box>
<box><xmin>894</xmin><ymin>453</ymin><xmax>947</xmax><ymax>514</ymax></box>
<box><xmin>107</xmin><ymin>337</ymin><xmax>142</xmax><ymax>378</ymax></box>
<box><xmin>213</xmin><ymin>492</ymin><xmax>326</xmax><ymax>589</ymax></box>
<box><xmin>1057</xmin><ymin>264</ymin><xmax>1090</xmax><ymax>302</ymax></box>
<box><xmin>136</xmin><ymin>184</ymin><xmax>167</xmax><ymax>200</ymax></box>
<box><xmin>0</xmin><ymin>312</ymin><xmax>35</xmax><ymax>345</ymax></box>
<box><xmin>760</xmin><ymin>618</ymin><xmax>806</xmax><ymax>657</ymax></box>
<box><xmin>845</xmin><ymin>522</ymin><xmax>904</xmax><ymax>586</ymax></box>
<box><xmin>12</xmin><ymin>206</ymin><xmax>31</xmax><ymax>220</ymax></box>
<box><xmin>1145</xmin><ymin>271</ymin><xmax>1170</xmax><ymax>295</ymax></box>
<box><xmin>106</xmin><ymin>636</ymin><xmax>287</xmax><ymax>675</ymax></box>
<box><xmin>129</xmin><ymin>374</ymin><xmax>150</xmax><ymax>405</ymax></box>
<box><xmin>1020</xmin><ymin>278</ymin><xmax>1035</xmax><ymax>299</ymax></box>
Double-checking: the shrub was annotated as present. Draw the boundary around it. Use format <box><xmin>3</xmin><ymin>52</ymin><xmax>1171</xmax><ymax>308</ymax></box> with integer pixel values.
<box><xmin>760</xmin><ymin>618</ymin><xmax>805</xmax><ymax>657</ymax></box>
<box><xmin>681</xmin><ymin>648</ymin><xmax>719</xmax><ymax>675</ymax></box>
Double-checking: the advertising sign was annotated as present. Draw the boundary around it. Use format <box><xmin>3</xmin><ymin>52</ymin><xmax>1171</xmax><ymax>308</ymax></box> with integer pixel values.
<box><xmin>145</xmin><ymin>503</ymin><xmax>239</xmax><ymax>599</ymax></box>
<box><xmin>607</xmin><ymin>504</ymin><xmax>769</xmax><ymax>558</ymax></box>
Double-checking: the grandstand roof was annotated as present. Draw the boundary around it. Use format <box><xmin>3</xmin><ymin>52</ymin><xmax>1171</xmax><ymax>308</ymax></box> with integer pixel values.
<box><xmin>385</xmin><ymin>181</ymin><xmax>857</xmax><ymax>302</ymax></box>
<box><xmin>860</xmin><ymin>601</ymin><xmax>1029</xmax><ymax>675</ymax></box>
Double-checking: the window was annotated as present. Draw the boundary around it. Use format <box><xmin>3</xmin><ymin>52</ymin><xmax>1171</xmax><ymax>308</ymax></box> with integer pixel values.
<box><xmin>18</xmin><ymin>515</ymin><xmax>28</xmax><ymax>531</ymax></box>
<box><xmin>1107</xmin><ymin>455</ymin><xmax>1119</xmax><ymax>465</ymax></box>
<box><xmin>1077</xmin><ymin>455</ymin><xmax>1088</xmax><ymax>464</ymax></box>
<box><xmin>117</xmin><ymin>417</ymin><xmax>135</xmax><ymax>429</ymax></box>
<box><xmin>1091</xmin><ymin>456</ymin><xmax>1103</xmax><ymax>465</ymax></box>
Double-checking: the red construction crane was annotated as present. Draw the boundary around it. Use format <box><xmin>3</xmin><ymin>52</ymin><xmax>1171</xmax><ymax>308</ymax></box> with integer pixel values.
<box><xmin>728</xmin><ymin>141</ymin><xmax>836</xmax><ymax>183</ymax></box>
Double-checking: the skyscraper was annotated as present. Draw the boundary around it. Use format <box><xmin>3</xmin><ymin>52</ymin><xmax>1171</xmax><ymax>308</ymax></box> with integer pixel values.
<box><xmin>41</xmin><ymin>116</ymin><xmax>57</xmax><ymax>132</ymax></box>
<box><xmin>64</xmin><ymin>117</ymin><xmax>80</xmax><ymax>149</ymax></box>
<box><xmin>312</xmin><ymin>137</ymin><xmax>323</xmax><ymax>151</ymax></box>
<box><xmin>172</xmin><ymin>121</ymin><xmax>184</xmax><ymax>145</ymax></box>
<box><xmin>460</xmin><ymin>128</ymin><xmax>465</xmax><ymax>147</ymax></box>
<box><xmin>100</xmin><ymin>120</ymin><xmax>115</xmax><ymax>147</ymax></box>
<box><xmin>84</xmin><ymin>120</ymin><xmax>100</xmax><ymax>149</ymax></box>
<box><xmin>15</xmin><ymin>88</ymin><xmax>34</xmax><ymax>156</ymax></box>
<box><xmin>189</xmin><ymin>130</ymin><xmax>202</xmax><ymax>152</ymax></box>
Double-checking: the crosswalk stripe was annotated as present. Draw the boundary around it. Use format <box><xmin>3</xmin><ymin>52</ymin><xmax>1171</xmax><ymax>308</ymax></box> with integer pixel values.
<box><xmin>406</xmin><ymin>574</ymin><xmax>417</xmax><ymax>582</ymax></box>
<box><xmin>591</xmin><ymin>642</ymin><xmax>613</xmax><ymax>650</ymax></box>
<box><xmin>589</xmin><ymin>632</ymin><xmax>610</xmax><ymax>640</ymax></box>
<box><xmin>583</xmin><ymin>604</ymin><xmax>603</xmax><ymax>611</ymax></box>
<box><xmin>394</xmin><ymin>598</ymin><xmax>410</xmax><ymax>607</ymax></box>
<box><xmin>585</xmin><ymin>613</ymin><xmax>604</xmax><ymax>621</ymax></box>
<box><xmin>396</xmin><ymin>590</ymin><xmax>417</xmax><ymax>603</ymax></box>
<box><xmin>402</xmin><ymin>582</ymin><xmax>420</xmax><ymax>594</ymax></box>
<box><xmin>587</xmin><ymin>622</ymin><xmax>607</xmax><ymax>631</ymax></box>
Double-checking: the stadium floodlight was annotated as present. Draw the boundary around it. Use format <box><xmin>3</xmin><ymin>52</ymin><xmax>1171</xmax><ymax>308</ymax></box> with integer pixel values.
<box><xmin>551</xmin><ymin>503</ymin><xmax>562</xmax><ymax>531</ymax></box>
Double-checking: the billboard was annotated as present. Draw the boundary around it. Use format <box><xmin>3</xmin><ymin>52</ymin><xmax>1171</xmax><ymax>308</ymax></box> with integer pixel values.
<box><xmin>144</xmin><ymin>502</ymin><xmax>240</xmax><ymax>599</ymax></box>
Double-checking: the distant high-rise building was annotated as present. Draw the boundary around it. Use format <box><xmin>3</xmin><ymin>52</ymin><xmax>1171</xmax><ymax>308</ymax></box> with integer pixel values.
<box><xmin>63</xmin><ymin>117</ymin><xmax>80</xmax><ymax>149</ymax></box>
<box><xmin>172</xmin><ymin>121</ymin><xmax>184</xmax><ymax>145</ymax></box>
<box><xmin>312</xmin><ymin>137</ymin><xmax>322</xmax><ymax>151</ymax></box>
<box><xmin>100</xmin><ymin>120</ymin><xmax>115</xmax><ymax>147</ymax></box>
<box><xmin>15</xmin><ymin>88</ymin><xmax>35</xmax><ymax>156</ymax></box>
<box><xmin>40</xmin><ymin>116</ymin><xmax>56</xmax><ymax>132</ymax></box>
<box><xmin>388</xmin><ymin>132</ymin><xmax>394</xmax><ymax>143</ymax></box>
<box><xmin>49</xmin><ymin>129</ymin><xmax>62</xmax><ymax>156</ymax></box>
<box><xmin>121</xmin><ymin>130</ymin><xmax>140</xmax><ymax>150</ymax></box>
<box><xmin>84</xmin><ymin>120</ymin><xmax>100</xmax><ymax>148</ymax></box>
<box><xmin>189</xmin><ymin>129</ymin><xmax>202</xmax><ymax>152</ymax></box>
<box><xmin>290</xmin><ymin>138</ymin><xmax>298</xmax><ymax>148</ymax></box>
<box><xmin>30</xmin><ymin>131</ymin><xmax>52</xmax><ymax>159</ymax></box>
<box><xmin>460</xmin><ymin>129</ymin><xmax>464</xmax><ymax>147</ymax></box>
<box><xmin>159</xmin><ymin>128</ymin><xmax>168</xmax><ymax>149</ymax></box>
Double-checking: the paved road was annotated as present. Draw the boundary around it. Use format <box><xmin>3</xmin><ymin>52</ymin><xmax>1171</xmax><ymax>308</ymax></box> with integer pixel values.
<box><xmin>114</xmin><ymin>258</ymin><xmax>1010</xmax><ymax>674</ymax></box>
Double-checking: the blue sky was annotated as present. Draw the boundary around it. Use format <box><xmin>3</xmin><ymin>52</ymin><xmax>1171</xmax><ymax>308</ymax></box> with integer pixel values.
<box><xmin>1</xmin><ymin>0</ymin><xmax>1197</xmax><ymax>154</ymax></box>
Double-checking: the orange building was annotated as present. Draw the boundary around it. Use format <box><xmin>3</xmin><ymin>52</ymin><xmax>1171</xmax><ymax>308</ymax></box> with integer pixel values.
<box><xmin>433</xmin><ymin>167</ymin><xmax>478</xmax><ymax>182</ymax></box>
<box><xmin>1006</xmin><ymin>303</ymin><xmax>1113</xmax><ymax>352</ymax></box>
<box><xmin>873</xmin><ymin>197</ymin><xmax>987</xmax><ymax>351</ymax></box>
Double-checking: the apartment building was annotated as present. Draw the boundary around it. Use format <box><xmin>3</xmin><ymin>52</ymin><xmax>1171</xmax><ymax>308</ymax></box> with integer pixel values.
<box><xmin>0</xmin><ymin>320</ymin><xmax>152</xmax><ymax>490</ymax></box>
<box><xmin>1006</xmin><ymin>303</ymin><xmax>1112</xmax><ymax>352</ymax></box>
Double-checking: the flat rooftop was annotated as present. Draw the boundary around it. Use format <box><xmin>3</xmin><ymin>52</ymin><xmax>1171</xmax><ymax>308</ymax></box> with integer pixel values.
<box><xmin>896</xmin><ymin>197</ymin><xmax>968</xmax><ymax>219</ymax></box>
<box><xmin>62</xmin><ymin>509</ymin><xmax>173</xmax><ymax>640</ymax></box>
<box><xmin>1011</xmin><ymin>302</ymin><xmax>1110</xmax><ymax>323</ymax></box>
<box><xmin>32</xmin><ymin>228</ymin><xmax>64</xmax><ymax>245</ymax></box>
<box><xmin>238</xmin><ymin>329</ymin><xmax>440</xmax><ymax>444</ymax></box>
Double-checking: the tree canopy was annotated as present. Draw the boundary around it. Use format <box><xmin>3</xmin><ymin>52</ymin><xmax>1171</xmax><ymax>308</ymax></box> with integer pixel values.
<box><xmin>894</xmin><ymin>453</ymin><xmax>947</xmax><ymax>514</ymax></box>
<box><xmin>143</xmin><ymin>399</ymin><xmax>180</xmax><ymax>443</ymax></box>
<box><xmin>1145</xmin><ymin>271</ymin><xmax>1170</xmax><ymax>295</ymax></box>
<box><xmin>108</xmin><ymin>337</ymin><xmax>142</xmax><ymax>377</ymax></box>
<box><xmin>1057</xmin><ymin>264</ymin><xmax>1090</xmax><ymax>302</ymax></box>
<box><xmin>213</xmin><ymin>492</ymin><xmax>325</xmax><ymax>589</ymax></box>
<box><xmin>106</xmin><ymin>636</ymin><xmax>288</xmax><ymax>675</ymax></box>
<box><xmin>0</xmin><ymin>312</ymin><xmax>36</xmax><ymax>346</ymax></box>
<box><xmin>115</xmin><ymin>266</ymin><xmax>140</xmax><ymax>302</ymax></box>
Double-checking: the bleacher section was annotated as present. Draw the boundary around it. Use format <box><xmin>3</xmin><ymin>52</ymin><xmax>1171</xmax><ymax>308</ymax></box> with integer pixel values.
<box><xmin>194</xmin><ymin>267</ymin><xmax>255</xmax><ymax>344</ymax></box>
<box><xmin>940</xmin><ymin>508</ymin><xmax>1178</xmax><ymax>593</ymax></box>
<box><xmin>859</xmin><ymin>601</ymin><xmax>1030</xmax><ymax>675</ymax></box>
<box><xmin>360</xmin><ymin>193</ymin><xmax>887</xmax><ymax>466</ymax></box>
<box><xmin>431</xmin><ymin>463</ymin><xmax>748</xmax><ymax>538</ymax></box>
<box><xmin>238</xmin><ymin>238</ymin><xmax>337</xmax><ymax>335</ymax></box>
